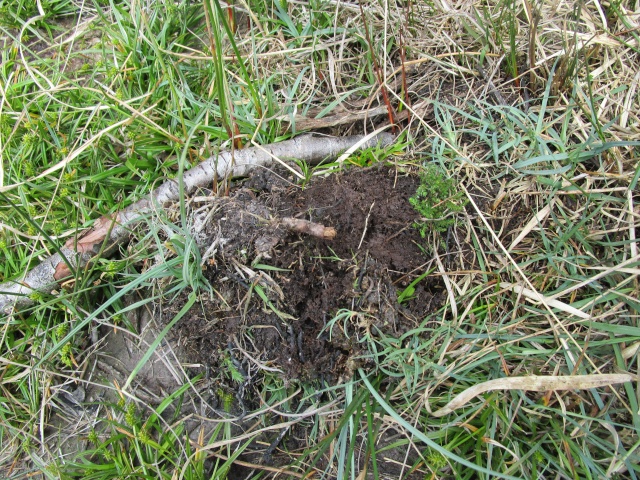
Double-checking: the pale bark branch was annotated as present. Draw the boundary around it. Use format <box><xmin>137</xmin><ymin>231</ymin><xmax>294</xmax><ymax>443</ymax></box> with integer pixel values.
<box><xmin>0</xmin><ymin>133</ymin><xmax>394</xmax><ymax>314</ymax></box>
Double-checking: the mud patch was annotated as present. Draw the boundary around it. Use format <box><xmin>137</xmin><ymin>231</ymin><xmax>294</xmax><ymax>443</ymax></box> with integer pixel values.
<box><xmin>163</xmin><ymin>166</ymin><xmax>446</xmax><ymax>386</ymax></box>
<box><xmin>148</xmin><ymin>165</ymin><xmax>448</xmax><ymax>476</ymax></box>
<box><xmin>38</xmin><ymin>161</ymin><xmax>458</xmax><ymax>480</ymax></box>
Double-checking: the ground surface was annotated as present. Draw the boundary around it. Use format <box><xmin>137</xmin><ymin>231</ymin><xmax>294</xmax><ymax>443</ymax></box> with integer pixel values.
<box><xmin>168</xmin><ymin>165</ymin><xmax>444</xmax><ymax>385</ymax></box>
<box><xmin>40</xmin><ymin>165</ymin><xmax>447</xmax><ymax>477</ymax></box>
<box><xmin>2</xmin><ymin>1</ymin><xmax>638</xmax><ymax>478</ymax></box>
<box><xmin>155</xmin><ymin>165</ymin><xmax>448</xmax><ymax>475</ymax></box>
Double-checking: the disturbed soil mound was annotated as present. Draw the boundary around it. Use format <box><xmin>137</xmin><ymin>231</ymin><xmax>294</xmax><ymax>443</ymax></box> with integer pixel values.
<box><xmin>163</xmin><ymin>166</ymin><xmax>446</xmax><ymax>387</ymax></box>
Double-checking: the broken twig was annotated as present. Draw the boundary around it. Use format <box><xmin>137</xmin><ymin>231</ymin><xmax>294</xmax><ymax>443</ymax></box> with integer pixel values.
<box><xmin>282</xmin><ymin>217</ymin><xmax>336</xmax><ymax>240</ymax></box>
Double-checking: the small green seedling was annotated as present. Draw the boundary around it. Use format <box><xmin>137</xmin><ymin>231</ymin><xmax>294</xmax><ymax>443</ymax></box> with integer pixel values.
<box><xmin>410</xmin><ymin>165</ymin><xmax>468</xmax><ymax>236</ymax></box>
<box><xmin>348</xmin><ymin>138</ymin><xmax>406</xmax><ymax>167</ymax></box>
<box><xmin>397</xmin><ymin>267</ymin><xmax>435</xmax><ymax>304</ymax></box>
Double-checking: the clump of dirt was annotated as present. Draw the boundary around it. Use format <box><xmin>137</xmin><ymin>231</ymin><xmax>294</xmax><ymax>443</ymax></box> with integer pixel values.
<box><xmin>163</xmin><ymin>165</ymin><xmax>447</xmax><ymax>386</ymax></box>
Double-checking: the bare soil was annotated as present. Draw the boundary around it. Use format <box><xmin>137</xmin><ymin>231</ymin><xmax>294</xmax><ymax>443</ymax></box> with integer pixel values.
<box><xmin>43</xmin><ymin>165</ymin><xmax>450</xmax><ymax>478</ymax></box>
<box><xmin>151</xmin><ymin>164</ymin><xmax>446</xmax><ymax>477</ymax></box>
<box><xmin>163</xmin><ymin>165</ymin><xmax>445</xmax><ymax>386</ymax></box>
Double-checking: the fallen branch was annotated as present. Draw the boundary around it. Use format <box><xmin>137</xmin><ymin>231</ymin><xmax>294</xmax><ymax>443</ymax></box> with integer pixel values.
<box><xmin>0</xmin><ymin>133</ymin><xmax>394</xmax><ymax>314</ymax></box>
<box><xmin>431</xmin><ymin>373</ymin><xmax>635</xmax><ymax>418</ymax></box>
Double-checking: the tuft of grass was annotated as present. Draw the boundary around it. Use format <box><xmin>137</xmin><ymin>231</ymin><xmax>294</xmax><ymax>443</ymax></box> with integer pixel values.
<box><xmin>0</xmin><ymin>0</ymin><xmax>78</xmax><ymax>28</ymax></box>
<box><xmin>53</xmin><ymin>379</ymin><xmax>252</xmax><ymax>479</ymax></box>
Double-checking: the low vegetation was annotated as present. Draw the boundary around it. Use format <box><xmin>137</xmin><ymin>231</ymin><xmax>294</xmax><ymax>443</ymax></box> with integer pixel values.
<box><xmin>410</xmin><ymin>164</ymin><xmax>468</xmax><ymax>237</ymax></box>
<box><xmin>1</xmin><ymin>0</ymin><xmax>638</xmax><ymax>478</ymax></box>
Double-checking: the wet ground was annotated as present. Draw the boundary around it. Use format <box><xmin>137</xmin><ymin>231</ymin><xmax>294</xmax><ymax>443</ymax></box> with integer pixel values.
<box><xmin>163</xmin><ymin>165</ymin><xmax>447</xmax><ymax>387</ymax></box>
<box><xmin>149</xmin><ymin>164</ymin><xmax>452</xmax><ymax>477</ymax></box>
<box><xmin>40</xmin><ymin>164</ymin><xmax>452</xmax><ymax>479</ymax></box>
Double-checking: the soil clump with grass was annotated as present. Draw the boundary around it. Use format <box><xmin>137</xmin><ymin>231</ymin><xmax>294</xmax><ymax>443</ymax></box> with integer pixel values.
<box><xmin>164</xmin><ymin>164</ymin><xmax>445</xmax><ymax>395</ymax></box>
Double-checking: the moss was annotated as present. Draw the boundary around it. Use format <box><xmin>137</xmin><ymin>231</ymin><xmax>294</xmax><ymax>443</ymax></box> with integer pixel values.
<box><xmin>410</xmin><ymin>165</ymin><xmax>467</xmax><ymax>236</ymax></box>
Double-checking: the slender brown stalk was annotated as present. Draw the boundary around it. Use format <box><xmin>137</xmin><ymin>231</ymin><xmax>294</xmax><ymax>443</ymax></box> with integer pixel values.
<box><xmin>358</xmin><ymin>1</ymin><xmax>397</xmax><ymax>132</ymax></box>
<box><xmin>526</xmin><ymin>0</ymin><xmax>541</xmax><ymax>93</ymax></box>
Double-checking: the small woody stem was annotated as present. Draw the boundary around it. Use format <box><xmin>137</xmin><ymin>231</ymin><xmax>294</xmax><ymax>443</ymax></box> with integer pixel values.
<box><xmin>282</xmin><ymin>217</ymin><xmax>337</xmax><ymax>240</ymax></box>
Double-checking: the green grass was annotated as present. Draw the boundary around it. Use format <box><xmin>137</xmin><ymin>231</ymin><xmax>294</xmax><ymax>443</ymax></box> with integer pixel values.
<box><xmin>1</xmin><ymin>0</ymin><xmax>639</xmax><ymax>478</ymax></box>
